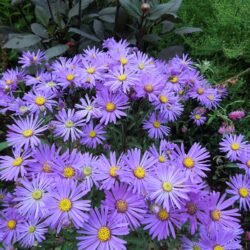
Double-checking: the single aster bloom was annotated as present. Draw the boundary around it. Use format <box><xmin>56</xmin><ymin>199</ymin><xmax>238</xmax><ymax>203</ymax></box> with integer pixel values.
<box><xmin>95</xmin><ymin>151</ymin><xmax>123</xmax><ymax>190</ymax></box>
<box><xmin>181</xmin><ymin>236</ymin><xmax>201</xmax><ymax>250</ymax></box>
<box><xmin>81</xmin><ymin>121</ymin><xmax>105</xmax><ymax>149</ymax></box>
<box><xmin>0</xmin><ymin>148</ymin><xmax>32</xmax><ymax>181</ymax></box>
<box><xmin>52</xmin><ymin>108</ymin><xmax>85</xmax><ymax>142</ymax></box>
<box><xmin>143</xmin><ymin>204</ymin><xmax>182</xmax><ymax>240</ymax></box>
<box><xmin>130</xmin><ymin>51</ymin><xmax>155</xmax><ymax>73</ymax></box>
<box><xmin>77</xmin><ymin>206</ymin><xmax>129</xmax><ymax>250</ymax></box>
<box><xmin>147</xmin><ymin>166</ymin><xmax>190</xmax><ymax>211</ymax></box>
<box><xmin>102</xmin><ymin>182</ymin><xmax>147</xmax><ymax>229</ymax></box>
<box><xmin>203</xmin><ymin>89</ymin><xmax>221</xmax><ymax>109</ymax></box>
<box><xmin>226</xmin><ymin>174</ymin><xmax>250</xmax><ymax>210</ymax></box>
<box><xmin>0</xmin><ymin>68</ymin><xmax>20</xmax><ymax>91</ymax></box>
<box><xmin>143</xmin><ymin>111</ymin><xmax>170</xmax><ymax>139</ymax></box>
<box><xmin>18</xmin><ymin>217</ymin><xmax>47</xmax><ymax>248</ymax></box>
<box><xmin>190</xmin><ymin>107</ymin><xmax>207</xmax><ymax>126</ymax></box>
<box><xmin>0</xmin><ymin>208</ymin><xmax>23</xmax><ymax>245</ymax></box>
<box><xmin>19</xmin><ymin>50</ymin><xmax>46</xmax><ymax>68</ymax></box>
<box><xmin>75</xmin><ymin>94</ymin><xmax>101</xmax><ymax>122</ymax></box>
<box><xmin>174</xmin><ymin>143</ymin><xmax>210</xmax><ymax>183</ymax></box>
<box><xmin>203</xmin><ymin>191</ymin><xmax>240</xmax><ymax>231</ymax></box>
<box><xmin>14</xmin><ymin>174</ymin><xmax>53</xmax><ymax>218</ymax></box>
<box><xmin>23</xmin><ymin>90</ymin><xmax>56</xmax><ymax>114</ymax></box>
<box><xmin>7</xmin><ymin>115</ymin><xmax>47</xmax><ymax>150</ymax></box>
<box><xmin>45</xmin><ymin>178</ymin><xmax>90</xmax><ymax>233</ymax></box>
<box><xmin>96</xmin><ymin>88</ymin><xmax>129</xmax><ymax>125</ymax></box>
<box><xmin>237</xmin><ymin>150</ymin><xmax>250</xmax><ymax>175</ymax></box>
<box><xmin>219</xmin><ymin>134</ymin><xmax>248</xmax><ymax>161</ymax></box>
<box><xmin>120</xmin><ymin>148</ymin><xmax>157</xmax><ymax>195</ymax></box>
<box><xmin>9</xmin><ymin>98</ymin><xmax>30</xmax><ymax>116</ymax></box>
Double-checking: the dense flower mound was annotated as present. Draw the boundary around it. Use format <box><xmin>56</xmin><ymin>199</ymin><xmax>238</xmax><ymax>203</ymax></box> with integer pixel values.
<box><xmin>0</xmin><ymin>38</ymin><xmax>249</xmax><ymax>249</ymax></box>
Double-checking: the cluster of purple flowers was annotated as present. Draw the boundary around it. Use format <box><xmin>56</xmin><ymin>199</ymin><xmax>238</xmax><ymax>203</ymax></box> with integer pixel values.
<box><xmin>0</xmin><ymin>38</ymin><xmax>247</xmax><ymax>249</ymax></box>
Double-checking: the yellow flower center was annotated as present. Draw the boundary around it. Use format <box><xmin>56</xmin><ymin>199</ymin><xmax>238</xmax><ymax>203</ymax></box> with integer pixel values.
<box><xmin>158</xmin><ymin>155</ymin><xmax>166</xmax><ymax>163</ymax></box>
<box><xmin>89</xmin><ymin>130</ymin><xmax>96</xmax><ymax>138</ymax></box>
<box><xmin>19</xmin><ymin>106</ymin><xmax>28</xmax><ymax>112</ymax></box>
<box><xmin>133</xmin><ymin>166</ymin><xmax>145</xmax><ymax>179</ymax></box>
<box><xmin>144</xmin><ymin>84</ymin><xmax>153</xmax><ymax>93</ymax></box>
<box><xmin>120</xmin><ymin>57</ymin><xmax>128</xmax><ymax>65</ymax></box>
<box><xmin>66</xmin><ymin>74</ymin><xmax>74</xmax><ymax>81</ymax></box>
<box><xmin>153</xmin><ymin>121</ymin><xmax>161</xmax><ymax>128</ymax></box>
<box><xmin>33</xmin><ymin>56</ymin><xmax>37</xmax><ymax>61</ymax></box>
<box><xmin>197</xmin><ymin>88</ymin><xmax>204</xmax><ymax>95</ymax></box>
<box><xmin>98</xmin><ymin>227</ymin><xmax>111</xmax><ymax>242</ymax></box>
<box><xmin>7</xmin><ymin>220</ymin><xmax>16</xmax><ymax>230</ymax></box>
<box><xmin>47</xmin><ymin>81</ymin><xmax>55</xmax><ymax>87</ymax></box>
<box><xmin>12</xmin><ymin>157</ymin><xmax>23</xmax><ymax>167</ymax></box>
<box><xmin>183</xmin><ymin>157</ymin><xmax>195</xmax><ymax>168</ymax></box>
<box><xmin>23</xmin><ymin>129</ymin><xmax>33</xmax><ymax>137</ymax></box>
<box><xmin>231</xmin><ymin>143</ymin><xmax>240</xmax><ymax>151</ymax></box>
<box><xmin>117</xmin><ymin>74</ymin><xmax>127</xmax><ymax>81</ymax></box>
<box><xmin>42</xmin><ymin>162</ymin><xmax>52</xmax><ymax>173</ymax></box>
<box><xmin>247</xmin><ymin>160</ymin><xmax>250</xmax><ymax>168</ymax></box>
<box><xmin>210</xmin><ymin>209</ymin><xmax>221</xmax><ymax>221</ymax></box>
<box><xmin>109</xmin><ymin>166</ymin><xmax>119</xmax><ymax>177</ymax></box>
<box><xmin>157</xmin><ymin>209</ymin><xmax>169</xmax><ymax>221</ymax></box>
<box><xmin>105</xmin><ymin>102</ymin><xmax>116</xmax><ymax>112</ymax></box>
<box><xmin>239</xmin><ymin>187</ymin><xmax>249</xmax><ymax>198</ymax></box>
<box><xmin>193</xmin><ymin>246</ymin><xmax>201</xmax><ymax>250</ymax></box>
<box><xmin>87</xmin><ymin>67</ymin><xmax>95</xmax><ymax>74</ymax></box>
<box><xmin>86</xmin><ymin>77</ymin><xmax>91</xmax><ymax>83</ymax></box>
<box><xmin>213</xmin><ymin>245</ymin><xmax>224</xmax><ymax>250</ymax></box>
<box><xmin>162</xmin><ymin>182</ymin><xmax>172</xmax><ymax>192</ymax></box>
<box><xmin>32</xmin><ymin>189</ymin><xmax>43</xmax><ymax>200</ymax></box>
<box><xmin>138</xmin><ymin>63</ymin><xmax>144</xmax><ymax>70</ymax></box>
<box><xmin>58</xmin><ymin>198</ymin><xmax>72</xmax><ymax>212</ymax></box>
<box><xmin>195</xmin><ymin>114</ymin><xmax>201</xmax><ymax>120</ymax></box>
<box><xmin>65</xmin><ymin>120</ymin><xmax>74</xmax><ymax>128</ymax></box>
<box><xmin>115</xmin><ymin>200</ymin><xmax>128</xmax><ymax>213</ymax></box>
<box><xmin>179</xmin><ymin>90</ymin><xmax>184</xmax><ymax>95</ymax></box>
<box><xmin>169</xmin><ymin>76</ymin><xmax>178</xmax><ymax>83</ymax></box>
<box><xmin>0</xmin><ymin>194</ymin><xmax>4</xmax><ymax>199</ymax></box>
<box><xmin>186</xmin><ymin>202</ymin><xmax>197</xmax><ymax>215</ymax></box>
<box><xmin>63</xmin><ymin>166</ymin><xmax>75</xmax><ymax>178</ymax></box>
<box><xmin>159</xmin><ymin>95</ymin><xmax>168</xmax><ymax>103</ymax></box>
<box><xmin>83</xmin><ymin>167</ymin><xmax>92</xmax><ymax>176</ymax></box>
<box><xmin>86</xmin><ymin>105</ymin><xmax>93</xmax><ymax>111</ymax></box>
<box><xmin>35</xmin><ymin>96</ymin><xmax>45</xmax><ymax>106</ymax></box>
<box><xmin>28</xmin><ymin>226</ymin><xmax>36</xmax><ymax>233</ymax></box>
<box><xmin>208</xmin><ymin>95</ymin><xmax>214</xmax><ymax>101</ymax></box>
<box><xmin>6</xmin><ymin>79</ymin><xmax>13</xmax><ymax>85</ymax></box>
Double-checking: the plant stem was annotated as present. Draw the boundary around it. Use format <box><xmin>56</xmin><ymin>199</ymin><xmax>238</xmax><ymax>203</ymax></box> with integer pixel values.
<box><xmin>136</xmin><ymin>12</ymin><xmax>145</xmax><ymax>50</ymax></box>
<box><xmin>114</xmin><ymin>0</ymin><xmax>120</xmax><ymax>39</ymax></box>
<box><xmin>78</xmin><ymin>0</ymin><xmax>82</xmax><ymax>28</ymax></box>
<box><xmin>46</xmin><ymin>0</ymin><xmax>55</xmax><ymax>24</ymax></box>
<box><xmin>221</xmin><ymin>67</ymin><xmax>250</xmax><ymax>85</ymax></box>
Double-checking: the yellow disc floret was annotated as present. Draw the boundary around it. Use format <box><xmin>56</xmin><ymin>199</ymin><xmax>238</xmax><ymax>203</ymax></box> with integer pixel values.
<box><xmin>183</xmin><ymin>157</ymin><xmax>195</xmax><ymax>168</ymax></box>
<box><xmin>120</xmin><ymin>57</ymin><xmax>128</xmax><ymax>65</ymax></box>
<box><xmin>66</xmin><ymin>74</ymin><xmax>74</xmax><ymax>81</ymax></box>
<box><xmin>98</xmin><ymin>227</ymin><xmax>111</xmax><ymax>242</ymax></box>
<box><xmin>89</xmin><ymin>130</ymin><xmax>96</xmax><ymax>138</ymax></box>
<box><xmin>169</xmin><ymin>76</ymin><xmax>178</xmax><ymax>83</ymax></box>
<box><xmin>153</xmin><ymin>121</ymin><xmax>161</xmax><ymax>128</ymax></box>
<box><xmin>144</xmin><ymin>84</ymin><xmax>153</xmax><ymax>93</ymax></box>
<box><xmin>35</xmin><ymin>97</ymin><xmax>45</xmax><ymax>106</ymax></box>
<box><xmin>59</xmin><ymin>198</ymin><xmax>72</xmax><ymax>212</ymax></box>
<box><xmin>159</xmin><ymin>95</ymin><xmax>168</xmax><ymax>103</ymax></box>
<box><xmin>87</xmin><ymin>67</ymin><xmax>95</xmax><ymax>74</ymax></box>
<box><xmin>23</xmin><ymin>129</ymin><xmax>33</xmax><ymax>137</ymax></box>
<box><xmin>138</xmin><ymin>63</ymin><xmax>144</xmax><ymax>70</ymax></box>
<box><xmin>28</xmin><ymin>226</ymin><xmax>36</xmax><ymax>233</ymax></box>
<box><xmin>162</xmin><ymin>182</ymin><xmax>172</xmax><ymax>192</ymax></box>
<box><xmin>239</xmin><ymin>187</ymin><xmax>249</xmax><ymax>198</ymax></box>
<box><xmin>117</xmin><ymin>74</ymin><xmax>127</xmax><ymax>81</ymax></box>
<box><xmin>231</xmin><ymin>143</ymin><xmax>240</xmax><ymax>151</ymax></box>
<box><xmin>32</xmin><ymin>189</ymin><xmax>43</xmax><ymax>200</ymax></box>
<box><xmin>133</xmin><ymin>166</ymin><xmax>145</xmax><ymax>179</ymax></box>
<box><xmin>105</xmin><ymin>102</ymin><xmax>116</xmax><ymax>112</ymax></box>
<box><xmin>83</xmin><ymin>167</ymin><xmax>92</xmax><ymax>176</ymax></box>
<box><xmin>63</xmin><ymin>166</ymin><xmax>75</xmax><ymax>178</ymax></box>
<box><xmin>213</xmin><ymin>245</ymin><xmax>224</xmax><ymax>250</ymax></box>
<box><xmin>12</xmin><ymin>157</ymin><xmax>23</xmax><ymax>167</ymax></box>
<box><xmin>115</xmin><ymin>200</ymin><xmax>128</xmax><ymax>213</ymax></box>
<box><xmin>197</xmin><ymin>88</ymin><xmax>204</xmax><ymax>95</ymax></box>
<box><xmin>7</xmin><ymin>220</ymin><xmax>16</xmax><ymax>230</ymax></box>
<box><xmin>109</xmin><ymin>166</ymin><xmax>119</xmax><ymax>177</ymax></box>
<box><xmin>42</xmin><ymin>162</ymin><xmax>52</xmax><ymax>173</ymax></box>
<box><xmin>65</xmin><ymin>120</ymin><xmax>74</xmax><ymax>128</ymax></box>
<box><xmin>195</xmin><ymin>114</ymin><xmax>201</xmax><ymax>120</ymax></box>
<box><xmin>210</xmin><ymin>209</ymin><xmax>221</xmax><ymax>221</ymax></box>
<box><xmin>158</xmin><ymin>155</ymin><xmax>166</xmax><ymax>163</ymax></box>
<box><xmin>157</xmin><ymin>209</ymin><xmax>169</xmax><ymax>221</ymax></box>
<box><xmin>247</xmin><ymin>160</ymin><xmax>250</xmax><ymax>168</ymax></box>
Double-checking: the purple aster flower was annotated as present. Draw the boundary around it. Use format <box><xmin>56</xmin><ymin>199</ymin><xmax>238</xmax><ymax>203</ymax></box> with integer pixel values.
<box><xmin>45</xmin><ymin>178</ymin><xmax>90</xmax><ymax>233</ymax></box>
<box><xmin>202</xmin><ymin>191</ymin><xmax>240</xmax><ymax>231</ymax></box>
<box><xmin>199</xmin><ymin>227</ymin><xmax>241</xmax><ymax>250</ymax></box>
<box><xmin>160</xmin><ymin>139</ymin><xmax>178</xmax><ymax>160</ymax></box>
<box><xmin>83</xmin><ymin>46</ymin><xmax>103</xmax><ymax>63</ymax></box>
<box><xmin>203</xmin><ymin>89</ymin><xmax>222</xmax><ymax>109</ymax></box>
<box><xmin>77</xmin><ymin>206</ymin><xmax>129</xmax><ymax>250</ymax></box>
<box><xmin>152</xmin><ymin>89</ymin><xmax>178</xmax><ymax>111</ymax></box>
<box><xmin>25</xmin><ymin>71</ymin><xmax>47</xmax><ymax>86</ymax></box>
<box><xmin>7</xmin><ymin>115</ymin><xmax>47</xmax><ymax>150</ymax></box>
<box><xmin>165</xmin><ymin>67</ymin><xmax>186</xmax><ymax>92</ymax></box>
<box><xmin>143</xmin><ymin>204</ymin><xmax>181</xmax><ymax>240</ymax></box>
<box><xmin>134</xmin><ymin>73</ymin><xmax>164</xmax><ymax>101</ymax></box>
<box><xmin>188</xmin><ymin>81</ymin><xmax>213</xmax><ymax>104</ymax></box>
<box><xmin>102</xmin><ymin>182</ymin><xmax>147</xmax><ymax>229</ymax></box>
<box><xmin>171</xmin><ymin>54</ymin><xmax>193</xmax><ymax>71</ymax></box>
<box><xmin>190</xmin><ymin>107</ymin><xmax>207</xmax><ymax>126</ymax></box>
<box><xmin>143</xmin><ymin>111</ymin><xmax>170</xmax><ymax>139</ymax></box>
<box><xmin>149</xmin><ymin>144</ymin><xmax>170</xmax><ymax>166</ymax></box>
<box><xmin>174</xmin><ymin>143</ymin><xmax>210</xmax><ymax>183</ymax></box>
<box><xmin>19</xmin><ymin>50</ymin><xmax>46</xmax><ymax>68</ymax></box>
<box><xmin>35</xmin><ymin>73</ymin><xmax>60</xmax><ymax>94</ymax></box>
<box><xmin>0</xmin><ymin>68</ymin><xmax>21</xmax><ymax>91</ymax></box>
<box><xmin>96</xmin><ymin>88</ymin><xmax>129</xmax><ymax>125</ymax></box>
<box><xmin>0</xmin><ymin>148</ymin><xmax>32</xmax><ymax>181</ymax></box>
<box><xmin>23</xmin><ymin>90</ymin><xmax>56</xmax><ymax>114</ymax></box>
<box><xmin>14</xmin><ymin>174</ymin><xmax>53</xmax><ymax>218</ymax></box>
<box><xmin>0</xmin><ymin>208</ymin><xmax>24</xmax><ymax>245</ymax></box>
<box><xmin>75</xmin><ymin>94</ymin><xmax>101</xmax><ymax>122</ymax></box>
<box><xmin>120</xmin><ymin>148</ymin><xmax>157</xmax><ymax>195</ymax></box>
<box><xmin>237</xmin><ymin>150</ymin><xmax>250</xmax><ymax>175</ymax></box>
<box><xmin>130</xmin><ymin>51</ymin><xmax>155</xmax><ymax>73</ymax></box>
<box><xmin>226</xmin><ymin>174</ymin><xmax>250</xmax><ymax>210</ymax></box>
<box><xmin>18</xmin><ymin>217</ymin><xmax>47</xmax><ymax>248</ymax></box>
<box><xmin>52</xmin><ymin>109</ymin><xmax>85</xmax><ymax>142</ymax></box>
<box><xmin>95</xmin><ymin>151</ymin><xmax>123</xmax><ymax>190</ymax></box>
<box><xmin>181</xmin><ymin>236</ymin><xmax>201</xmax><ymax>250</ymax></box>
<box><xmin>219</xmin><ymin>134</ymin><xmax>248</xmax><ymax>161</ymax></box>
<box><xmin>104</xmin><ymin>65</ymin><xmax>138</xmax><ymax>93</ymax></box>
<box><xmin>81</xmin><ymin>121</ymin><xmax>105</xmax><ymax>148</ymax></box>
<box><xmin>9</xmin><ymin>98</ymin><xmax>30</xmax><ymax>116</ymax></box>
<box><xmin>146</xmin><ymin>165</ymin><xmax>190</xmax><ymax>210</ymax></box>
<box><xmin>216</xmin><ymin>84</ymin><xmax>228</xmax><ymax>98</ymax></box>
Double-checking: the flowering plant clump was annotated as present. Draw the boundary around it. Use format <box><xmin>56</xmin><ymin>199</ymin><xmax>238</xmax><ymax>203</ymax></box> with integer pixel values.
<box><xmin>0</xmin><ymin>38</ymin><xmax>248</xmax><ymax>249</ymax></box>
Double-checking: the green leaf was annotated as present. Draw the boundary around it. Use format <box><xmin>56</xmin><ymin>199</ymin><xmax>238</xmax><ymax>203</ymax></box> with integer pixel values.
<box><xmin>143</xmin><ymin>34</ymin><xmax>161</xmax><ymax>42</ymax></box>
<box><xmin>31</xmin><ymin>23</ymin><xmax>48</xmax><ymax>38</ymax></box>
<box><xmin>98</xmin><ymin>7</ymin><xmax>116</xmax><ymax>23</ymax></box>
<box><xmin>174</xmin><ymin>27</ymin><xmax>202</xmax><ymax>35</ymax></box>
<box><xmin>158</xmin><ymin>45</ymin><xmax>184</xmax><ymax>60</ymax></box>
<box><xmin>0</xmin><ymin>142</ymin><xmax>9</xmax><ymax>151</ymax></box>
<box><xmin>69</xmin><ymin>28</ymin><xmax>100</xmax><ymax>42</ymax></box>
<box><xmin>68</xmin><ymin>0</ymin><xmax>94</xmax><ymax>19</ymax></box>
<box><xmin>120</xmin><ymin>0</ymin><xmax>141</xmax><ymax>19</ymax></box>
<box><xmin>93</xmin><ymin>20</ymin><xmax>104</xmax><ymax>39</ymax></box>
<box><xmin>45</xmin><ymin>44</ymin><xmax>68</xmax><ymax>59</ymax></box>
<box><xmin>4</xmin><ymin>34</ymin><xmax>41</xmax><ymax>49</ymax></box>
<box><xmin>148</xmin><ymin>0</ymin><xmax>182</xmax><ymax>20</ymax></box>
<box><xmin>35</xmin><ymin>5</ymin><xmax>50</xmax><ymax>26</ymax></box>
